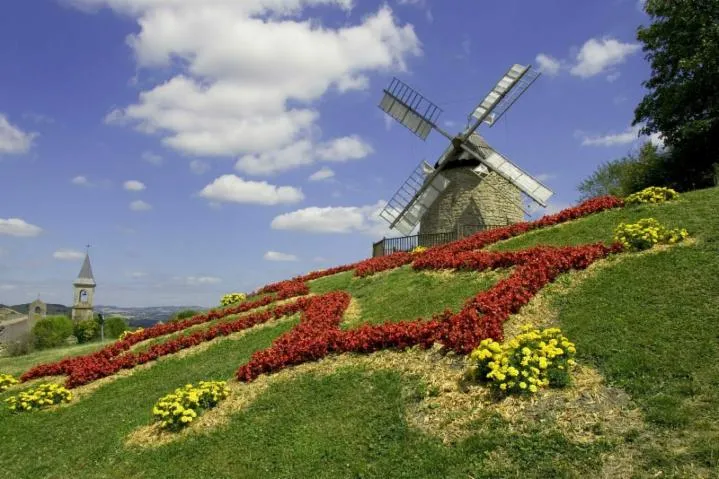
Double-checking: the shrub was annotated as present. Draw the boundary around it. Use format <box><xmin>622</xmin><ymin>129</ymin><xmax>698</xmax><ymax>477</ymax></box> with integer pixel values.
<box><xmin>5</xmin><ymin>383</ymin><xmax>72</xmax><ymax>412</ymax></box>
<box><xmin>614</xmin><ymin>218</ymin><xmax>689</xmax><ymax>251</ymax></box>
<box><xmin>220</xmin><ymin>293</ymin><xmax>246</xmax><ymax>307</ymax></box>
<box><xmin>467</xmin><ymin>326</ymin><xmax>577</xmax><ymax>396</ymax></box>
<box><xmin>0</xmin><ymin>373</ymin><xmax>19</xmax><ymax>392</ymax></box>
<box><xmin>152</xmin><ymin>381</ymin><xmax>229</xmax><ymax>431</ymax></box>
<box><xmin>103</xmin><ymin>317</ymin><xmax>128</xmax><ymax>338</ymax></box>
<box><xmin>625</xmin><ymin>186</ymin><xmax>679</xmax><ymax>205</ymax></box>
<box><xmin>6</xmin><ymin>333</ymin><xmax>36</xmax><ymax>356</ymax></box>
<box><xmin>32</xmin><ymin>315</ymin><xmax>74</xmax><ymax>349</ymax></box>
<box><xmin>74</xmin><ymin>319</ymin><xmax>99</xmax><ymax>343</ymax></box>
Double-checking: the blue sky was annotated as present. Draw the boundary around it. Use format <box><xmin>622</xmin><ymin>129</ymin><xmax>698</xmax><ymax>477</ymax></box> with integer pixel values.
<box><xmin>0</xmin><ymin>0</ymin><xmax>657</xmax><ymax>307</ymax></box>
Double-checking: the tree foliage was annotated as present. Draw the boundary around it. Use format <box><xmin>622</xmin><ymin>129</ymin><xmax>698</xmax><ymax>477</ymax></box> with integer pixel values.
<box><xmin>32</xmin><ymin>315</ymin><xmax>74</xmax><ymax>349</ymax></box>
<box><xmin>633</xmin><ymin>0</ymin><xmax>719</xmax><ymax>189</ymax></box>
<box><xmin>104</xmin><ymin>316</ymin><xmax>129</xmax><ymax>338</ymax></box>
<box><xmin>578</xmin><ymin>142</ymin><xmax>669</xmax><ymax>199</ymax></box>
<box><xmin>74</xmin><ymin>319</ymin><xmax>99</xmax><ymax>343</ymax></box>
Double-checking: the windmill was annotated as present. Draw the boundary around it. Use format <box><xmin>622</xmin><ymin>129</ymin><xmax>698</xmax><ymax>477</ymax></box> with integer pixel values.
<box><xmin>377</xmin><ymin>64</ymin><xmax>553</xmax><ymax>239</ymax></box>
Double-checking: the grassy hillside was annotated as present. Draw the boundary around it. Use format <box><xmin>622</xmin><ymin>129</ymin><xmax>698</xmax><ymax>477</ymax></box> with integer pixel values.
<box><xmin>1</xmin><ymin>187</ymin><xmax>717</xmax><ymax>478</ymax></box>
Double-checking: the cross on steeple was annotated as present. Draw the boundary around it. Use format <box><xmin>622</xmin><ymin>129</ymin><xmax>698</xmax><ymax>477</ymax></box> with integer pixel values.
<box><xmin>85</xmin><ymin>244</ymin><xmax>92</xmax><ymax>253</ymax></box>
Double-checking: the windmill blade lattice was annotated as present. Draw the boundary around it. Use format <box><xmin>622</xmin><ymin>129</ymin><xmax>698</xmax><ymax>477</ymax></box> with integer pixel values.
<box><xmin>379</xmin><ymin>160</ymin><xmax>451</xmax><ymax>236</ymax></box>
<box><xmin>378</xmin><ymin>78</ymin><xmax>444</xmax><ymax>141</ymax></box>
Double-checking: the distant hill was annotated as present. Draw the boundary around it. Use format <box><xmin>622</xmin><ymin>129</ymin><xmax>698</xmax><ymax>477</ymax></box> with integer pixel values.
<box><xmin>0</xmin><ymin>303</ymin><xmax>71</xmax><ymax>316</ymax></box>
<box><xmin>0</xmin><ymin>303</ymin><xmax>206</xmax><ymax>327</ymax></box>
<box><xmin>95</xmin><ymin>305</ymin><xmax>207</xmax><ymax>327</ymax></box>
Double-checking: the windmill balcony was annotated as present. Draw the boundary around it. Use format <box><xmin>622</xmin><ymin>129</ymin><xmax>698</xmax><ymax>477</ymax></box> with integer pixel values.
<box><xmin>371</xmin><ymin>222</ymin><xmax>506</xmax><ymax>258</ymax></box>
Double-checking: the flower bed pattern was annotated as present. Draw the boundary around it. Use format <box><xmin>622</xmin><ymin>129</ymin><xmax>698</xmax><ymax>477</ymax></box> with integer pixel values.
<box><xmin>20</xmin><ymin>196</ymin><xmax>625</xmax><ymax>390</ymax></box>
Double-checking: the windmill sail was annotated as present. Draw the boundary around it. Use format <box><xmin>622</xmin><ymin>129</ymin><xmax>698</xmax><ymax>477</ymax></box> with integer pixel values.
<box><xmin>470</xmin><ymin>64</ymin><xmax>528</xmax><ymax>124</ymax></box>
<box><xmin>461</xmin><ymin>134</ymin><xmax>553</xmax><ymax>207</ymax></box>
<box><xmin>483</xmin><ymin>67</ymin><xmax>540</xmax><ymax>127</ymax></box>
<box><xmin>379</xmin><ymin>160</ymin><xmax>451</xmax><ymax>235</ymax></box>
<box><xmin>379</xmin><ymin>77</ymin><xmax>443</xmax><ymax>140</ymax></box>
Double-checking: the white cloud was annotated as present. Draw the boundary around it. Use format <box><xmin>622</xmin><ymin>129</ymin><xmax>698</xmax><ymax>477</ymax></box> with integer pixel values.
<box><xmin>264</xmin><ymin>251</ymin><xmax>298</xmax><ymax>262</ymax></box>
<box><xmin>316</xmin><ymin>135</ymin><xmax>373</xmax><ymax>162</ymax></box>
<box><xmin>53</xmin><ymin>249</ymin><xmax>85</xmax><ymax>261</ymax></box>
<box><xmin>130</xmin><ymin>271</ymin><xmax>147</xmax><ymax>278</ymax></box>
<box><xmin>383</xmin><ymin>115</ymin><xmax>394</xmax><ymax>131</ymax></box>
<box><xmin>606</xmin><ymin>71</ymin><xmax>621</xmax><ymax>82</ymax></box>
<box><xmin>189</xmin><ymin>159</ymin><xmax>209</xmax><ymax>174</ymax></box>
<box><xmin>578</xmin><ymin>124</ymin><xmax>665</xmax><ymax>149</ymax></box>
<box><xmin>82</xmin><ymin>1</ymin><xmax>420</xmax><ymax>160</ymax></box>
<box><xmin>123</xmin><ymin>179</ymin><xmax>146</xmax><ymax>191</ymax></box>
<box><xmin>308</xmin><ymin>167</ymin><xmax>335</xmax><ymax>181</ymax></box>
<box><xmin>537</xmin><ymin>200</ymin><xmax>572</xmax><ymax>217</ymax></box>
<box><xmin>0</xmin><ymin>113</ymin><xmax>37</xmax><ymax>155</ymax></box>
<box><xmin>235</xmin><ymin>140</ymin><xmax>314</xmax><ymax>176</ymax></box>
<box><xmin>198</xmin><ymin>174</ymin><xmax>304</xmax><ymax>205</ymax></box>
<box><xmin>71</xmin><ymin>175</ymin><xmax>91</xmax><ymax>186</ymax></box>
<box><xmin>579</xmin><ymin>125</ymin><xmax>641</xmax><ymax>147</ymax></box>
<box><xmin>647</xmin><ymin>132</ymin><xmax>665</xmax><ymax>149</ymax></box>
<box><xmin>535</xmin><ymin>173</ymin><xmax>556</xmax><ymax>183</ymax></box>
<box><xmin>130</xmin><ymin>200</ymin><xmax>152</xmax><ymax>211</ymax></box>
<box><xmin>142</xmin><ymin>151</ymin><xmax>163</xmax><ymax>166</ymax></box>
<box><xmin>0</xmin><ymin>284</ymin><xmax>16</xmax><ymax>291</ymax></box>
<box><xmin>235</xmin><ymin>136</ymin><xmax>372</xmax><ymax>176</ymax></box>
<box><xmin>0</xmin><ymin>218</ymin><xmax>43</xmax><ymax>237</ymax></box>
<box><xmin>271</xmin><ymin>200</ymin><xmax>391</xmax><ymax>236</ymax></box>
<box><xmin>535</xmin><ymin>53</ymin><xmax>561</xmax><ymax>76</ymax></box>
<box><xmin>181</xmin><ymin>276</ymin><xmax>222</xmax><ymax>285</ymax></box>
<box><xmin>569</xmin><ymin>37</ymin><xmax>641</xmax><ymax>78</ymax></box>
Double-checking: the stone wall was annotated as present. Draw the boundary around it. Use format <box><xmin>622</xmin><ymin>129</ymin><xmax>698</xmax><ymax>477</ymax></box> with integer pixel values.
<box><xmin>71</xmin><ymin>307</ymin><xmax>94</xmax><ymax>323</ymax></box>
<box><xmin>419</xmin><ymin>167</ymin><xmax>524</xmax><ymax>236</ymax></box>
<box><xmin>0</xmin><ymin>315</ymin><xmax>31</xmax><ymax>344</ymax></box>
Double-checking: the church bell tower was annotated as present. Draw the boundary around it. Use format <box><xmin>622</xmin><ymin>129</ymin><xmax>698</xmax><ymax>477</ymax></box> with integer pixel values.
<box><xmin>72</xmin><ymin>250</ymin><xmax>96</xmax><ymax>322</ymax></box>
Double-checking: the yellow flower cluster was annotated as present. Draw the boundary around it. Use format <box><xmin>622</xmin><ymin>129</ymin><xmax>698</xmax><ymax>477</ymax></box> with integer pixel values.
<box><xmin>625</xmin><ymin>186</ymin><xmax>679</xmax><ymax>205</ymax></box>
<box><xmin>467</xmin><ymin>326</ymin><xmax>577</xmax><ymax>396</ymax></box>
<box><xmin>5</xmin><ymin>383</ymin><xmax>72</xmax><ymax>412</ymax></box>
<box><xmin>411</xmin><ymin>246</ymin><xmax>428</xmax><ymax>254</ymax></box>
<box><xmin>152</xmin><ymin>380</ymin><xmax>229</xmax><ymax>431</ymax></box>
<box><xmin>0</xmin><ymin>373</ymin><xmax>19</xmax><ymax>392</ymax></box>
<box><xmin>120</xmin><ymin>327</ymin><xmax>144</xmax><ymax>341</ymax></box>
<box><xmin>614</xmin><ymin>218</ymin><xmax>689</xmax><ymax>251</ymax></box>
<box><xmin>220</xmin><ymin>292</ymin><xmax>247</xmax><ymax>307</ymax></box>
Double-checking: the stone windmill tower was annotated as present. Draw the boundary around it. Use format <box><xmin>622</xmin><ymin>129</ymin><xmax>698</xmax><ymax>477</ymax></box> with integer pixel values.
<box><xmin>71</xmin><ymin>250</ymin><xmax>96</xmax><ymax>322</ymax></box>
<box><xmin>377</xmin><ymin>64</ymin><xmax>553</xmax><ymax>238</ymax></box>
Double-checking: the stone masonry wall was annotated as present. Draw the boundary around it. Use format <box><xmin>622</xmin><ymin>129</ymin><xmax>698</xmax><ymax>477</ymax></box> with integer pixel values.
<box><xmin>418</xmin><ymin>168</ymin><xmax>524</xmax><ymax>236</ymax></box>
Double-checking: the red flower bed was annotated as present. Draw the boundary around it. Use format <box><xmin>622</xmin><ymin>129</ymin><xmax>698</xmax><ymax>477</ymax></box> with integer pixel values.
<box><xmin>235</xmin><ymin>242</ymin><xmax>623</xmax><ymax>382</ymax></box>
<box><xmin>20</xmin><ymin>282</ymin><xmax>309</xmax><ymax>385</ymax></box>
<box><xmin>20</xmin><ymin>198</ymin><xmax>625</xmax><ymax>389</ymax></box>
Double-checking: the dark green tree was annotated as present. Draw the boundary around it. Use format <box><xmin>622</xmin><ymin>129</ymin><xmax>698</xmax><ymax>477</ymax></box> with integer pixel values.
<box><xmin>633</xmin><ymin>0</ymin><xmax>719</xmax><ymax>189</ymax></box>
<box><xmin>104</xmin><ymin>316</ymin><xmax>129</xmax><ymax>338</ymax></box>
<box><xmin>578</xmin><ymin>157</ymin><xmax>633</xmax><ymax>200</ymax></box>
<box><xmin>32</xmin><ymin>315</ymin><xmax>74</xmax><ymax>349</ymax></box>
<box><xmin>578</xmin><ymin>142</ymin><xmax>669</xmax><ymax>199</ymax></box>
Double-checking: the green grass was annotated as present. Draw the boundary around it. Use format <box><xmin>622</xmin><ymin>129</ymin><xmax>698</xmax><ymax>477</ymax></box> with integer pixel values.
<box><xmin>0</xmin><ymin>321</ymin><xmax>606</xmax><ymax>479</ymax></box>
<box><xmin>491</xmin><ymin>187</ymin><xmax>719</xmax><ymax>252</ymax></box>
<box><xmin>309</xmin><ymin>265</ymin><xmax>502</xmax><ymax>328</ymax></box>
<box><xmin>0</xmin><ymin>340</ymin><xmax>114</xmax><ymax>377</ymax></box>
<box><xmin>490</xmin><ymin>187</ymin><xmax>719</xmax><ymax>475</ymax></box>
<box><xmin>1</xmin><ymin>187</ymin><xmax>718</xmax><ymax>478</ymax></box>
